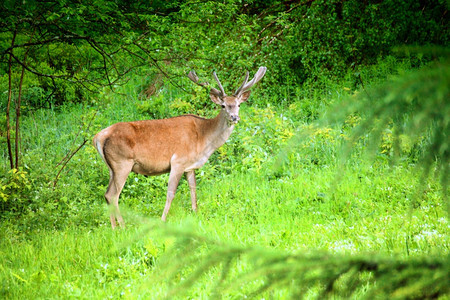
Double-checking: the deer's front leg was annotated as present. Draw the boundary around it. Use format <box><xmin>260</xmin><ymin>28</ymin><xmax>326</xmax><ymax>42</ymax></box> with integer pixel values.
<box><xmin>162</xmin><ymin>167</ymin><xmax>184</xmax><ymax>222</ymax></box>
<box><xmin>186</xmin><ymin>170</ymin><xmax>197</xmax><ymax>212</ymax></box>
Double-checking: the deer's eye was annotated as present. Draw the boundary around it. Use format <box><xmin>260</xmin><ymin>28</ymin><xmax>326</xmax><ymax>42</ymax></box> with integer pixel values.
<box><xmin>221</xmin><ymin>105</ymin><xmax>225</xmax><ymax>108</ymax></box>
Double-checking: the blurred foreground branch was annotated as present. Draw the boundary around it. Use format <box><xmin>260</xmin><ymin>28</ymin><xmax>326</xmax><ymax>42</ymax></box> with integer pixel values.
<box><xmin>147</xmin><ymin>224</ymin><xmax>449</xmax><ymax>299</ymax></box>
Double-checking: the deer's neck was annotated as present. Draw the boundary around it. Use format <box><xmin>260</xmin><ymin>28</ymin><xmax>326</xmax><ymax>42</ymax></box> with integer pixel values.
<box><xmin>184</xmin><ymin>109</ymin><xmax>235</xmax><ymax>172</ymax></box>
<box><xmin>203</xmin><ymin>109</ymin><xmax>234</xmax><ymax>151</ymax></box>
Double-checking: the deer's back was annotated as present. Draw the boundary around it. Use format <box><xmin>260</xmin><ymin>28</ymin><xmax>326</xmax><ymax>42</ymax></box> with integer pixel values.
<box><xmin>95</xmin><ymin>115</ymin><xmax>208</xmax><ymax>175</ymax></box>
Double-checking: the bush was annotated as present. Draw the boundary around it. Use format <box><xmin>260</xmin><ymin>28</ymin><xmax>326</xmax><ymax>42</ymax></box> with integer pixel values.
<box><xmin>0</xmin><ymin>168</ymin><xmax>31</xmax><ymax>215</ymax></box>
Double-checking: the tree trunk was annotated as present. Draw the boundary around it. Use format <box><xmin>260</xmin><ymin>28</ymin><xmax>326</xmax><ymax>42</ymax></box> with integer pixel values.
<box><xmin>6</xmin><ymin>30</ymin><xmax>16</xmax><ymax>169</ymax></box>
<box><xmin>15</xmin><ymin>63</ymin><xmax>26</xmax><ymax>169</ymax></box>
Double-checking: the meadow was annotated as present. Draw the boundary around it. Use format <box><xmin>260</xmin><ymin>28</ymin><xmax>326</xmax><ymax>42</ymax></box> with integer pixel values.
<box><xmin>1</xmin><ymin>54</ymin><xmax>448</xmax><ymax>299</ymax></box>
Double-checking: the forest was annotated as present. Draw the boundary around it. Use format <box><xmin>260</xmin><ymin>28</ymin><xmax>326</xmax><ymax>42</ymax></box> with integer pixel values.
<box><xmin>1</xmin><ymin>0</ymin><xmax>449</xmax><ymax>298</ymax></box>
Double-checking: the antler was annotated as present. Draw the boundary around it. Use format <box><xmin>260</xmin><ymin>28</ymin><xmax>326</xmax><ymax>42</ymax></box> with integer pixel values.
<box><xmin>189</xmin><ymin>67</ymin><xmax>266</xmax><ymax>98</ymax></box>
<box><xmin>234</xmin><ymin>67</ymin><xmax>267</xmax><ymax>97</ymax></box>
<box><xmin>234</xmin><ymin>71</ymin><xmax>249</xmax><ymax>96</ymax></box>
<box><xmin>213</xmin><ymin>71</ymin><xmax>226</xmax><ymax>97</ymax></box>
<box><xmin>187</xmin><ymin>70</ymin><xmax>208</xmax><ymax>87</ymax></box>
<box><xmin>187</xmin><ymin>70</ymin><xmax>225</xmax><ymax>97</ymax></box>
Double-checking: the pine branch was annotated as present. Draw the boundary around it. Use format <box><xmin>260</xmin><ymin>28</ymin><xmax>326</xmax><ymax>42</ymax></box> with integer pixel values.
<box><xmin>146</xmin><ymin>224</ymin><xmax>450</xmax><ymax>299</ymax></box>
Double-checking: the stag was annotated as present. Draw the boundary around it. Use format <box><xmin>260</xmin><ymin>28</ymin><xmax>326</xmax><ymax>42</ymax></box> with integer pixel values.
<box><xmin>93</xmin><ymin>67</ymin><xmax>267</xmax><ymax>228</ymax></box>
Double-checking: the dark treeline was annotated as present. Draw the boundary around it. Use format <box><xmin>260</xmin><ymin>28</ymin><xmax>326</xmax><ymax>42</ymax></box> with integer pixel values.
<box><xmin>1</xmin><ymin>0</ymin><xmax>448</xmax><ymax>107</ymax></box>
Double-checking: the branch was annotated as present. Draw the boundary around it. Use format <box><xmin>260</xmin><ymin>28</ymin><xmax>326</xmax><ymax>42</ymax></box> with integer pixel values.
<box><xmin>6</xmin><ymin>47</ymin><xmax>134</xmax><ymax>92</ymax></box>
<box><xmin>53</xmin><ymin>139</ymin><xmax>87</xmax><ymax>188</ymax></box>
<box><xmin>1</xmin><ymin>34</ymin><xmax>98</xmax><ymax>56</ymax></box>
<box><xmin>127</xmin><ymin>42</ymin><xmax>189</xmax><ymax>92</ymax></box>
<box><xmin>257</xmin><ymin>0</ymin><xmax>311</xmax><ymax>44</ymax></box>
<box><xmin>6</xmin><ymin>50</ymin><xmax>71</xmax><ymax>79</ymax></box>
<box><xmin>84</xmin><ymin>39</ymin><xmax>114</xmax><ymax>89</ymax></box>
<box><xmin>53</xmin><ymin>109</ymin><xmax>98</xmax><ymax>188</ymax></box>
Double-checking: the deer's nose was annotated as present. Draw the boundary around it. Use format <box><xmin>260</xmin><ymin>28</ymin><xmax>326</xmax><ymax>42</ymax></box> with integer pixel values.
<box><xmin>231</xmin><ymin>115</ymin><xmax>240</xmax><ymax>122</ymax></box>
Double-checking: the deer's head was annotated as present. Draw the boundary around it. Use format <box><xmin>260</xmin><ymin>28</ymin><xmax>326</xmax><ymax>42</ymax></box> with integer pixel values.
<box><xmin>188</xmin><ymin>67</ymin><xmax>267</xmax><ymax>125</ymax></box>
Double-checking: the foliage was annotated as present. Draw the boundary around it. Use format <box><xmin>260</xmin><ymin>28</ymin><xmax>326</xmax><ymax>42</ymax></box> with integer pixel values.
<box><xmin>1</xmin><ymin>0</ymin><xmax>448</xmax><ymax>108</ymax></box>
<box><xmin>1</xmin><ymin>0</ymin><xmax>136</xmax><ymax>106</ymax></box>
<box><xmin>322</xmin><ymin>48</ymin><xmax>449</xmax><ymax>205</ymax></box>
<box><xmin>0</xmin><ymin>168</ymin><xmax>31</xmax><ymax>214</ymax></box>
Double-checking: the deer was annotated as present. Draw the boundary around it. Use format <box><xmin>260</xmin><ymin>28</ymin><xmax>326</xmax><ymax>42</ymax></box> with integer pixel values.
<box><xmin>93</xmin><ymin>67</ymin><xmax>267</xmax><ymax>228</ymax></box>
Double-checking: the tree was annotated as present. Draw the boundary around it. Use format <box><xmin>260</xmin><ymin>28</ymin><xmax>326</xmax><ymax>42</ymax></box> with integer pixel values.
<box><xmin>0</xmin><ymin>0</ymin><xmax>176</xmax><ymax>168</ymax></box>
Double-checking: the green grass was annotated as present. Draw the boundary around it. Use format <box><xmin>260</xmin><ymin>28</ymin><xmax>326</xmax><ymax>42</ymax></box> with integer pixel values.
<box><xmin>1</xmin><ymin>161</ymin><xmax>447</xmax><ymax>298</ymax></box>
<box><xmin>0</xmin><ymin>57</ymin><xmax>448</xmax><ymax>298</ymax></box>
<box><xmin>0</xmin><ymin>225</ymin><xmax>153</xmax><ymax>298</ymax></box>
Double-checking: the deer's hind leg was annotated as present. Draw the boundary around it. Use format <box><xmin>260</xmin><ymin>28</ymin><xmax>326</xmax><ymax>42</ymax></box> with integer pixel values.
<box><xmin>105</xmin><ymin>161</ymin><xmax>133</xmax><ymax>228</ymax></box>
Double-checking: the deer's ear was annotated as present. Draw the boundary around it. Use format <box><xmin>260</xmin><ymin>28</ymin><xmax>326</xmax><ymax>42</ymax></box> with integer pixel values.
<box><xmin>239</xmin><ymin>90</ymin><xmax>251</xmax><ymax>103</ymax></box>
<box><xmin>209</xmin><ymin>92</ymin><xmax>223</xmax><ymax>105</ymax></box>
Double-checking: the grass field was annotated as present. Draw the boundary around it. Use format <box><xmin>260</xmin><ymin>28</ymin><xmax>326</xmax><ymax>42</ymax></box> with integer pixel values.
<box><xmin>1</xmin><ymin>58</ymin><xmax>448</xmax><ymax>298</ymax></box>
